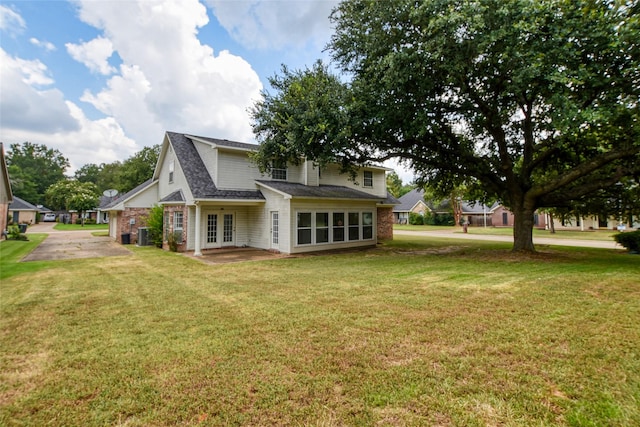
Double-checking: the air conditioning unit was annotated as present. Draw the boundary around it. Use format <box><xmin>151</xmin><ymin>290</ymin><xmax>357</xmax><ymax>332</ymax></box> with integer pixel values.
<box><xmin>137</xmin><ymin>227</ymin><xmax>150</xmax><ymax>246</ymax></box>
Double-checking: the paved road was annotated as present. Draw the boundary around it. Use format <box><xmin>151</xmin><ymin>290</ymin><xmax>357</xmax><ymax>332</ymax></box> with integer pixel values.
<box><xmin>394</xmin><ymin>229</ymin><xmax>623</xmax><ymax>250</ymax></box>
<box><xmin>23</xmin><ymin>222</ymin><xmax>131</xmax><ymax>261</ymax></box>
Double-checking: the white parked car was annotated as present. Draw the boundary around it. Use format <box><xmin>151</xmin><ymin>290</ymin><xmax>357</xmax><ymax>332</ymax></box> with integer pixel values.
<box><xmin>43</xmin><ymin>213</ymin><xmax>56</xmax><ymax>222</ymax></box>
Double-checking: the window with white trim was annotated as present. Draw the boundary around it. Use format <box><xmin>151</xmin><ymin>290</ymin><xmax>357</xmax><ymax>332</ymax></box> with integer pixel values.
<box><xmin>362</xmin><ymin>212</ymin><xmax>373</xmax><ymax>239</ymax></box>
<box><xmin>271</xmin><ymin>161</ymin><xmax>287</xmax><ymax>180</ymax></box>
<box><xmin>169</xmin><ymin>160</ymin><xmax>175</xmax><ymax>183</ymax></box>
<box><xmin>296</xmin><ymin>210</ymin><xmax>374</xmax><ymax>246</ymax></box>
<box><xmin>348</xmin><ymin>212</ymin><xmax>360</xmax><ymax>240</ymax></box>
<box><xmin>297</xmin><ymin>212</ymin><xmax>312</xmax><ymax>244</ymax></box>
<box><xmin>316</xmin><ymin>212</ymin><xmax>329</xmax><ymax>243</ymax></box>
<box><xmin>173</xmin><ymin>211</ymin><xmax>183</xmax><ymax>240</ymax></box>
<box><xmin>333</xmin><ymin>212</ymin><xmax>345</xmax><ymax>242</ymax></box>
<box><xmin>363</xmin><ymin>170</ymin><xmax>373</xmax><ymax>187</ymax></box>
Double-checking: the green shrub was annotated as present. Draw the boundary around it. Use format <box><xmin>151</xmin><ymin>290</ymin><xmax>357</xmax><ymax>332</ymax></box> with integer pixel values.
<box><xmin>6</xmin><ymin>225</ymin><xmax>28</xmax><ymax>241</ymax></box>
<box><xmin>144</xmin><ymin>205</ymin><xmax>164</xmax><ymax>248</ymax></box>
<box><xmin>409</xmin><ymin>212</ymin><xmax>424</xmax><ymax>225</ymax></box>
<box><xmin>167</xmin><ymin>231</ymin><xmax>182</xmax><ymax>252</ymax></box>
<box><xmin>614</xmin><ymin>230</ymin><xmax>640</xmax><ymax>253</ymax></box>
<box><xmin>423</xmin><ymin>212</ymin><xmax>455</xmax><ymax>226</ymax></box>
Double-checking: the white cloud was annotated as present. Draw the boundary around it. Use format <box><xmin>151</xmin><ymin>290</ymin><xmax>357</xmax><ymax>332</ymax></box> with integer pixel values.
<box><xmin>0</xmin><ymin>5</ymin><xmax>26</xmax><ymax>35</ymax></box>
<box><xmin>66</xmin><ymin>36</ymin><xmax>115</xmax><ymax>74</ymax></box>
<box><xmin>0</xmin><ymin>48</ymin><xmax>78</xmax><ymax>133</ymax></box>
<box><xmin>384</xmin><ymin>158</ymin><xmax>415</xmax><ymax>185</ymax></box>
<box><xmin>206</xmin><ymin>0</ymin><xmax>338</xmax><ymax>50</ymax></box>
<box><xmin>73</xmin><ymin>0</ymin><xmax>263</xmax><ymax>147</ymax></box>
<box><xmin>1</xmin><ymin>101</ymin><xmax>137</xmax><ymax>174</ymax></box>
<box><xmin>30</xmin><ymin>37</ymin><xmax>56</xmax><ymax>52</ymax></box>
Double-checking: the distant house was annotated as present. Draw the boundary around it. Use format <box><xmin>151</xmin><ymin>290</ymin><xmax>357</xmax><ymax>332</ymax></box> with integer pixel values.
<box><xmin>393</xmin><ymin>188</ymin><xmax>430</xmax><ymax>224</ymax></box>
<box><xmin>7</xmin><ymin>196</ymin><xmax>52</xmax><ymax>225</ymax></box>
<box><xmin>102</xmin><ymin>179</ymin><xmax>158</xmax><ymax>244</ymax></box>
<box><xmin>104</xmin><ymin>132</ymin><xmax>399</xmax><ymax>253</ymax></box>
<box><xmin>461</xmin><ymin>201</ymin><xmax>500</xmax><ymax>227</ymax></box>
<box><xmin>0</xmin><ymin>143</ymin><xmax>13</xmax><ymax>234</ymax></box>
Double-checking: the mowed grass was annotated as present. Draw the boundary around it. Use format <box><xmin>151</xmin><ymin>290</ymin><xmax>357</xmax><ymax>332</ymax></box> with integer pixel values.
<box><xmin>394</xmin><ymin>224</ymin><xmax>619</xmax><ymax>241</ymax></box>
<box><xmin>0</xmin><ymin>236</ymin><xmax>639</xmax><ymax>426</ymax></box>
<box><xmin>53</xmin><ymin>223</ymin><xmax>109</xmax><ymax>231</ymax></box>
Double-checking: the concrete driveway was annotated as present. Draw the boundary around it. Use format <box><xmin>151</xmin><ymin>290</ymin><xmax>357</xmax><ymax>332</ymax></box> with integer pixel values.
<box><xmin>23</xmin><ymin>222</ymin><xmax>131</xmax><ymax>261</ymax></box>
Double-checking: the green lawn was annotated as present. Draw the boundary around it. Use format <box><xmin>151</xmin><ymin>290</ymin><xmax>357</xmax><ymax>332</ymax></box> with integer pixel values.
<box><xmin>394</xmin><ymin>224</ymin><xmax>619</xmax><ymax>241</ymax></box>
<box><xmin>1</xmin><ymin>236</ymin><xmax>638</xmax><ymax>426</ymax></box>
<box><xmin>52</xmin><ymin>223</ymin><xmax>109</xmax><ymax>231</ymax></box>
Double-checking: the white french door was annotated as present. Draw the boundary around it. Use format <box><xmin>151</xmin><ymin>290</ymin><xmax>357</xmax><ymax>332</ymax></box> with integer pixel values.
<box><xmin>202</xmin><ymin>212</ymin><xmax>234</xmax><ymax>248</ymax></box>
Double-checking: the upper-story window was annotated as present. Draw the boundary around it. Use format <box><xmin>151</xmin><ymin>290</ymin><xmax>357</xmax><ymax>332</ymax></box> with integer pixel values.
<box><xmin>363</xmin><ymin>170</ymin><xmax>373</xmax><ymax>187</ymax></box>
<box><xmin>271</xmin><ymin>161</ymin><xmax>287</xmax><ymax>180</ymax></box>
<box><xmin>169</xmin><ymin>160</ymin><xmax>175</xmax><ymax>183</ymax></box>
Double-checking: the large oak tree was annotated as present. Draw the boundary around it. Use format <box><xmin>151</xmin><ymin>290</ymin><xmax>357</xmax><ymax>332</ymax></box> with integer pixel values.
<box><xmin>251</xmin><ymin>0</ymin><xmax>640</xmax><ymax>252</ymax></box>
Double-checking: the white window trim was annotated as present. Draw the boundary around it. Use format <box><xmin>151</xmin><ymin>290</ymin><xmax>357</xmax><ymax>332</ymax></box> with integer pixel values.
<box><xmin>272</xmin><ymin>169</ymin><xmax>287</xmax><ymax>180</ymax></box>
<box><xmin>295</xmin><ymin>210</ymin><xmax>375</xmax><ymax>246</ymax></box>
<box><xmin>363</xmin><ymin>170</ymin><xmax>373</xmax><ymax>188</ymax></box>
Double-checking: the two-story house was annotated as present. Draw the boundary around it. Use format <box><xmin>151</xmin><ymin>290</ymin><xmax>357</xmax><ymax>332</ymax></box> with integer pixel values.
<box><xmin>105</xmin><ymin>132</ymin><xmax>398</xmax><ymax>255</ymax></box>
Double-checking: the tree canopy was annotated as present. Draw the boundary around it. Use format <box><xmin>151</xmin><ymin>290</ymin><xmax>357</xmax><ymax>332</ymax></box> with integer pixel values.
<box><xmin>45</xmin><ymin>180</ymin><xmax>99</xmax><ymax>225</ymax></box>
<box><xmin>74</xmin><ymin>144</ymin><xmax>160</xmax><ymax>195</ymax></box>
<box><xmin>6</xmin><ymin>142</ymin><xmax>69</xmax><ymax>205</ymax></box>
<box><xmin>251</xmin><ymin>0</ymin><xmax>640</xmax><ymax>252</ymax></box>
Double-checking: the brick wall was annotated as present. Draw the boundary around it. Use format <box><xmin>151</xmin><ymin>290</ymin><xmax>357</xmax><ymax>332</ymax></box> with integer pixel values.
<box><xmin>164</xmin><ymin>205</ymin><xmax>188</xmax><ymax>252</ymax></box>
<box><xmin>377</xmin><ymin>206</ymin><xmax>394</xmax><ymax>241</ymax></box>
<box><xmin>0</xmin><ymin>203</ymin><xmax>7</xmax><ymax>234</ymax></box>
<box><xmin>116</xmin><ymin>207</ymin><xmax>151</xmax><ymax>244</ymax></box>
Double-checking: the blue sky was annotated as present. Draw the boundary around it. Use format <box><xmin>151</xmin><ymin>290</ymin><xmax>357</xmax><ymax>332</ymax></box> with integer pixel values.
<box><xmin>1</xmin><ymin>0</ymin><xmax>413</xmax><ymax>183</ymax></box>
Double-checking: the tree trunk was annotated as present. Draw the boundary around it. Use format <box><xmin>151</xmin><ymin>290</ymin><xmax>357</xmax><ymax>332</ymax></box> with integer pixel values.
<box><xmin>549</xmin><ymin>212</ymin><xmax>556</xmax><ymax>234</ymax></box>
<box><xmin>512</xmin><ymin>206</ymin><xmax>536</xmax><ymax>252</ymax></box>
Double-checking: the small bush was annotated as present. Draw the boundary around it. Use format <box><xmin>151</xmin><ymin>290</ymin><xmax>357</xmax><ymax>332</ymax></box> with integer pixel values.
<box><xmin>6</xmin><ymin>225</ymin><xmax>28</xmax><ymax>241</ymax></box>
<box><xmin>144</xmin><ymin>205</ymin><xmax>165</xmax><ymax>248</ymax></box>
<box><xmin>409</xmin><ymin>212</ymin><xmax>424</xmax><ymax>225</ymax></box>
<box><xmin>614</xmin><ymin>230</ymin><xmax>640</xmax><ymax>253</ymax></box>
<box><xmin>167</xmin><ymin>231</ymin><xmax>182</xmax><ymax>252</ymax></box>
<box><xmin>424</xmin><ymin>213</ymin><xmax>455</xmax><ymax>226</ymax></box>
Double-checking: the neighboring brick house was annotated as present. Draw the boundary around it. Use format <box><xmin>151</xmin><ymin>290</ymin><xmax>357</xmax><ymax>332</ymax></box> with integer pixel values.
<box><xmin>105</xmin><ymin>131</ymin><xmax>398</xmax><ymax>254</ymax></box>
<box><xmin>0</xmin><ymin>143</ymin><xmax>12</xmax><ymax>235</ymax></box>
<box><xmin>489</xmin><ymin>204</ymin><xmax>548</xmax><ymax>229</ymax></box>
<box><xmin>103</xmin><ymin>179</ymin><xmax>158</xmax><ymax>244</ymax></box>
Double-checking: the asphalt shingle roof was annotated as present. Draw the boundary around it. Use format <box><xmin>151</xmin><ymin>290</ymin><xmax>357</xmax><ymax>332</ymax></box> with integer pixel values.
<box><xmin>8</xmin><ymin>196</ymin><xmax>39</xmax><ymax>211</ymax></box>
<box><xmin>167</xmin><ymin>132</ymin><xmax>218</xmax><ymax>199</ymax></box>
<box><xmin>102</xmin><ymin>179</ymin><xmax>155</xmax><ymax>209</ymax></box>
<box><xmin>187</xmin><ymin>134</ymin><xmax>259</xmax><ymax>152</ymax></box>
<box><xmin>257</xmin><ymin>180</ymin><xmax>386</xmax><ymax>200</ymax></box>
<box><xmin>160</xmin><ymin>190</ymin><xmax>185</xmax><ymax>203</ymax></box>
<box><xmin>167</xmin><ymin>132</ymin><xmax>264</xmax><ymax>201</ymax></box>
<box><xmin>394</xmin><ymin>188</ymin><xmax>425</xmax><ymax>212</ymax></box>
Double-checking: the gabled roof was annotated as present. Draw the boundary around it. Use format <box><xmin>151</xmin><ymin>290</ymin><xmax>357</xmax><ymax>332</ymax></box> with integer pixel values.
<box><xmin>166</xmin><ymin>132</ymin><xmax>265</xmax><ymax>201</ymax></box>
<box><xmin>8</xmin><ymin>196</ymin><xmax>39</xmax><ymax>211</ymax></box>
<box><xmin>461</xmin><ymin>201</ymin><xmax>500</xmax><ymax>214</ymax></box>
<box><xmin>187</xmin><ymin>134</ymin><xmax>259</xmax><ymax>152</ymax></box>
<box><xmin>160</xmin><ymin>190</ymin><xmax>185</xmax><ymax>203</ymax></box>
<box><xmin>256</xmin><ymin>180</ymin><xmax>385</xmax><ymax>201</ymax></box>
<box><xmin>166</xmin><ymin>132</ymin><xmax>217</xmax><ymax>199</ymax></box>
<box><xmin>394</xmin><ymin>188</ymin><xmax>427</xmax><ymax>212</ymax></box>
<box><xmin>103</xmin><ymin>179</ymin><xmax>156</xmax><ymax>210</ymax></box>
